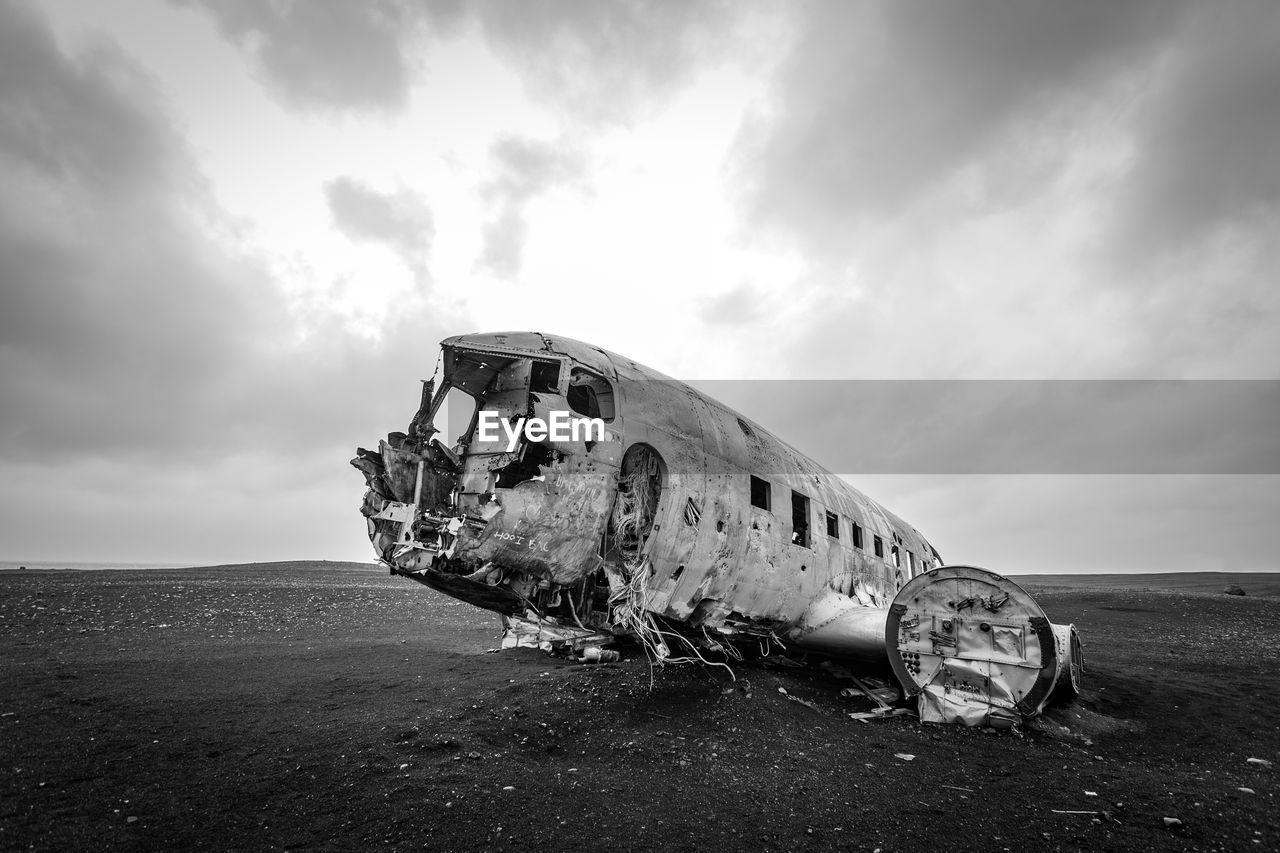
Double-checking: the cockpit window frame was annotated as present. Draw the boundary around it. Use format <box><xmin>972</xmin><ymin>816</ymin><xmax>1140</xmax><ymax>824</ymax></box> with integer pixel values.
<box><xmin>566</xmin><ymin>367</ymin><xmax>616</xmax><ymax>423</ymax></box>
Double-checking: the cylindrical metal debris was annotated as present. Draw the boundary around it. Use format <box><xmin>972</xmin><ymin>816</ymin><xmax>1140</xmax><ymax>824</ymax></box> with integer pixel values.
<box><xmin>885</xmin><ymin>565</ymin><xmax>1080</xmax><ymax>726</ymax></box>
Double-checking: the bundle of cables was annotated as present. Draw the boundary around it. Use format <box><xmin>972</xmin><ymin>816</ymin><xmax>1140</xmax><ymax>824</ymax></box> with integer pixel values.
<box><xmin>607</xmin><ymin>556</ymin><xmax>740</xmax><ymax>682</ymax></box>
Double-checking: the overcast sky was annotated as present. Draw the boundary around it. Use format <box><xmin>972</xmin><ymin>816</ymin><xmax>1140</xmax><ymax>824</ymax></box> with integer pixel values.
<box><xmin>1</xmin><ymin>0</ymin><xmax>1276</xmax><ymax>573</ymax></box>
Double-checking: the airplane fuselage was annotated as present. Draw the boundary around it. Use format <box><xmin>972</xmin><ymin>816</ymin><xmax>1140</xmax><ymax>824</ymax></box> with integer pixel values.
<box><xmin>355</xmin><ymin>332</ymin><xmax>937</xmax><ymax>641</ymax></box>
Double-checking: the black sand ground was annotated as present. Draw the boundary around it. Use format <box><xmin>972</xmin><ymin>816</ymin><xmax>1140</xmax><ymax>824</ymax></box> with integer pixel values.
<box><xmin>2</xmin><ymin>563</ymin><xmax>1277</xmax><ymax>852</ymax></box>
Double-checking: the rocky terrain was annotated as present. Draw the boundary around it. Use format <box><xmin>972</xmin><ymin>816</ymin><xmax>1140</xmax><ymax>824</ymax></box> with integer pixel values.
<box><xmin>2</xmin><ymin>563</ymin><xmax>1277</xmax><ymax>851</ymax></box>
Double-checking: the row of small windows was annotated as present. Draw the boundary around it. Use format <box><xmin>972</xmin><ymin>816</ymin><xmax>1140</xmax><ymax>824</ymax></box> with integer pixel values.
<box><xmin>748</xmin><ymin>474</ymin><xmax>927</xmax><ymax>570</ymax></box>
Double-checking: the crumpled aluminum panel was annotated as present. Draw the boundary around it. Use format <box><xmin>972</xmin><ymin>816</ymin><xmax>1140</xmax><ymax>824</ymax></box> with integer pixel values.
<box><xmin>887</xmin><ymin>565</ymin><xmax>1064</xmax><ymax>726</ymax></box>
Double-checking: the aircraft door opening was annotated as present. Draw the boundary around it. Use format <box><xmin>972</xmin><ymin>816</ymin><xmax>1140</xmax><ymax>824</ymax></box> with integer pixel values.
<box><xmin>610</xmin><ymin>444</ymin><xmax>664</xmax><ymax>565</ymax></box>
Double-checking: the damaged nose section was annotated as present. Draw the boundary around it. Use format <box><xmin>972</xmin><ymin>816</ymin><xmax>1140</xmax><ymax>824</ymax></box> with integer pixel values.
<box><xmin>350</xmin><ymin>380</ymin><xmax>524</xmax><ymax>615</ymax></box>
<box><xmin>350</xmin><ymin>346</ymin><xmax>625</xmax><ymax>647</ymax></box>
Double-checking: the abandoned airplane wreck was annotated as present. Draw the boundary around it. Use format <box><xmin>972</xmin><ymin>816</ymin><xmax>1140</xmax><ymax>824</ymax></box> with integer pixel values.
<box><xmin>351</xmin><ymin>332</ymin><xmax>1082</xmax><ymax>726</ymax></box>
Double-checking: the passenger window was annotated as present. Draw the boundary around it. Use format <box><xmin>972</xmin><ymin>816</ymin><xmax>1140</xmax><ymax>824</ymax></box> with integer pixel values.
<box><xmin>873</xmin><ymin>535</ymin><xmax>884</xmax><ymax>558</ymax></box>
<box><xmin>791</xmin><ymin>491</ymin><xmax>811</xmax><ymax>548</ymax></box>
<box><xmin>750</xmin><ymin>476</ymin><xmax>771</xmax><ymax>511</ymax></box>
<box><xmin>851</xmin><ymin>521</ymin><xmax>864</xmax><ymax>550</ymax></box>
<box><xmin>825</xmin><ymin>511</ymin><xmax>839</xmax><ymax>540</ymax></box>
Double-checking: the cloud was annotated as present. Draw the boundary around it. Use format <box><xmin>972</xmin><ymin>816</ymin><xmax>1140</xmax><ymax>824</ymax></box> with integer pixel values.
<box><xmin>0</xmin><ymin>0</ymin><xmax>284</xmax><ymax>459</ymax></box>
<box><xmin>735</xmin><ymin>0</ymin><xmax>1183</xmax><ymax>243</ymax></box>
<box><xmin>179</xmin><ymin>0</ymin><xmax>456</xmax><ymax>112</ymax></box>
<box><xmin>0</xmin><ymin>3</ymin><xmax>185</xmax><ymax>197</ymax></box>
<box><xmin>1111</xmin><ymin>1</ymin><xmax>1280</xmax><ymax>259</ymax></box>
<box><xmin>183</xmin><ymin>0</ymin><xmax>742</xmax><ymax>121</ymax></box>
<box><xmin>325</xmin><ymin>177</ymin><xmax>433</xmax><ymax>278</ymax></box>
<box><xmin>476</xmin><ymin>135</ymin><xmax>583</xmax><ymax>279</ymax></box>
<box><xmin>698</xmin><ymin>284</ymin><xmax>764</xmax><ymax>327</ymax></box>
<box><xmin>719</xmin><ymin>0</ymin><xmax>1280</xmax><ymax>379</ymax></box>
<box><xmin>471</xmin><ymin>0</ymin><xmax>742</xmax><ymax>124</ymax></box>
<box><xmin>733</xmin><ymin>0</ymin><xmax>1279</xmax><ymax>265</ymax></box>
<box><xmin>693</xmin><ymin>380</ymin><xmax>1280</xmax><ymax>475</ymax></box>
<box><xmin>0</xmin><ymin>1</ymin><xmax>451</xmax><ymax>562</ymax></box>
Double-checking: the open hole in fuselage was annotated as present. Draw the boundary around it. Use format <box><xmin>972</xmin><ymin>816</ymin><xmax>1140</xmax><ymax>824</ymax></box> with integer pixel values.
<box><xmin>609</xmin><ymin>443</ymin><xmax>664</xmax><ymax>563</ymax></box>
<box><xmin>494</xmin><ymin>441</ymin><xmax>555</xmax><ymax>488</ymax></box>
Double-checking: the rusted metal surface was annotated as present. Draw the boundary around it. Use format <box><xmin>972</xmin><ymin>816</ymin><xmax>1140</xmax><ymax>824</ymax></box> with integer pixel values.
<box><xmin>351</xmin><ymin>332</ymin><xmax>1081</xmax><ymax>723</ymax></box>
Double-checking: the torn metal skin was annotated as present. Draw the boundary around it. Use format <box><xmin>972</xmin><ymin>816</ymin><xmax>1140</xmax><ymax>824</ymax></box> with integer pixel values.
<box><xmin>352</xmin><ymin>332</ymin><xmax>1082</xmax><ymax>724</ymax></box>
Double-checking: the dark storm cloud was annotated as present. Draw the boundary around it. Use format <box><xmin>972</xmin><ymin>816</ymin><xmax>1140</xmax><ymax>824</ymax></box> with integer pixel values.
<box><xmin>0</xmin><ymin>1</ymin><xmax>453</xmax><ymax>563</ymax></box>
<box><xmin>1113</xmin><ymin>1</ymin><xmax>1280</xmax><ymax>258</ymax></box>
<box><xmin>477</xmin><ymin>135</ymin><xmax>583</xmax><ymax>279</ymax></box>
<box><xmin>736</xmin><ymin>0</ymin><xmax>1182</xmax><ymax>243</ymax></box>
<box><xmin>325</xmin><ymin>177</ymin><xmax>433</xmax><ymax>276</ymax></box>
<box><xmin>736</xmin><ymin>0</ymin><xmax>1280</xmax><ymax>264</ymax></box>
<box><xmin>0</xmin><ymin>0</ymin><xmax>443</xmax><ymax>463</ymax></box>
<box><xmin>180</xmin><ymin>0</ymin><xmax>456</xmax><ymax>112</ymax></box>
<box><xmin>0</xmin><ymin>6</ymin><xmax>178</xmax><ymax>196</ymax></box>
<box><xmin>724</xmin><ymin>0</ymin><xmax>1279</xmax><ymax>379</ymax></box>
<box><xmin>0</xmin><ymin>0</ymin><xmax>280</xmax><ymax>459</ymax></box>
